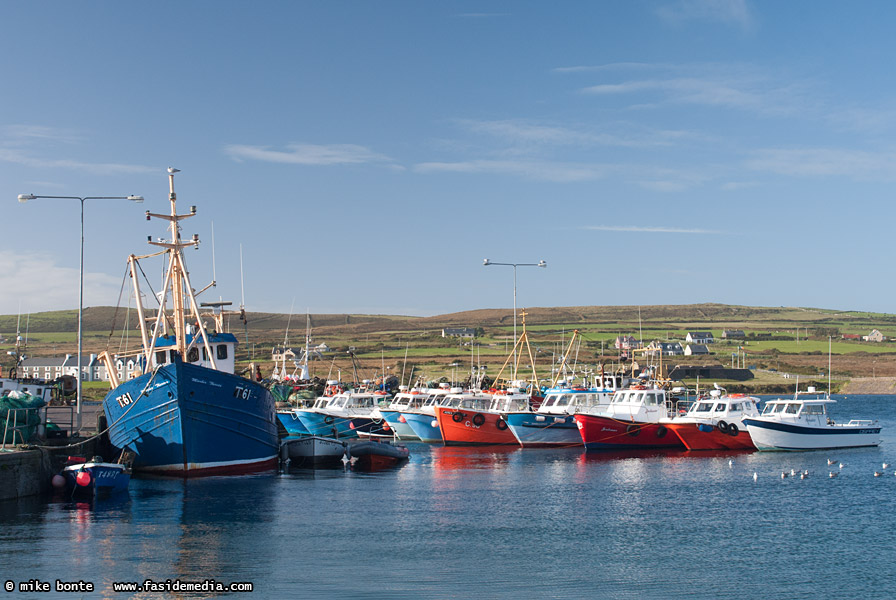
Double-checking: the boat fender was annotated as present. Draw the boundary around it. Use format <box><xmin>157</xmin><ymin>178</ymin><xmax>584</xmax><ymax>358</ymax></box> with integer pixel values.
<box><xmin>496</xmin><ymin>419</ymin><xmax>508</xmax><ymax>430</ymax></box>
<box><xmin>656</xmin><ymin>425</ymin><xmax>668</xmax><ymax>439</ymax></box>
<box><xmin>727</xmin><ymin>423</ymin><xmax>739</xmax><ymax>436</ymax></box>
<box><xmin>452</xmin><ymin>412</ymin><xmax>464</xmax><ymax>423</ymax></box>
<box><xmin>717</xmin><ymin>420</ymin><xmax>730</xmax><ymax>434</ymax></box>
<box><xmin>626</xmin><ymin>424</ymin><xmax>640</xmax><ymax>437</ymax></box>
<box><xmin>472</xmin><ymin>413</ymin><xmax>486</xmax><ymax>427</ymax></box>
<box><xmin>324</xmin><ymin>415</ymin><xmax>335</xmax><ymax>425</ymax></box>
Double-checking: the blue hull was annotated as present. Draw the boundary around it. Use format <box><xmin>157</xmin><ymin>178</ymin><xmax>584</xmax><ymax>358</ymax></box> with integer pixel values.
<box><xmin>102</xmin><ymin>360</ymin><xmax>279</xmax><ymax>476</ymax></box>
<box><xmin>293</xmin><ymin>411</ymin><xmax>391</xmax><ymax>439</ymax></box>
<box><xmin>63</xmin><ymin>463</ymin><xmax>130</xmax><ymax>497</ymax></box>
<box><xmin>504</xmin><ymin>413</ymin><xmax>581</xmax><ymax>447</ymax></box>
<box><xmin>380</xmin><ymin>410</ymin><xmax>420</xmax><ymax>440</ymax></box>
<box><xmin>402</xmin><ymin>412</ymin><xmax>442</xmax><ymax>443</ymax></box>
<box><xmin>277</xmin><ymin>411</ymin><xmax>310</xmax><ymax>436</ymax></box>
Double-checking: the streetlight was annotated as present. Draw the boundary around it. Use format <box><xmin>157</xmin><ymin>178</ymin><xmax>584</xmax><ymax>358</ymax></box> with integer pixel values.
<box><xmin>18</xmin><ymin>193</ymin><xmax>143</xmax><ymax>430</ymax></box>
<box><xmin>483</xmin><ymin>258</ymin><xmax>546</xmax><ymax>379</ymax></box>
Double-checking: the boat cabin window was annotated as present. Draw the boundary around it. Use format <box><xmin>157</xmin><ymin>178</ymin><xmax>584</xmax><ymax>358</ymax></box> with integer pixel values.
<box><xmin>170</xmin><ymin>350</ymin><xmax>178</xmax><ymax>363</ymax></box>
<box><xmin>332</xmin><ymin>397</ymin><xmax>347</xmax><ymax>408</ymax></box>
<box><xmin>694</xmin><ymin>402</ymin><xmax>714</xmax><ymax>413</ymax></box>
<box><xmin>542</xmin><ymin>395</ymin><xmax>557</xmax><ymax>407</ymax></box>
<box><xmin>713</xmin><ymin>403</ymin><xmax>726</xmax><ymax>413</ymax></box>
<box><xmin>217</xmin><ymin>344</ymin><xmax>228</xmax><ymax>360</ymax></box>
<box><xmin>645</xmin><ymin>393</ymin><xmax>661</xmax><ymax>406</ymax></box>
<box><xmin>731</xmin><ymin>403</ymin><xmax>742</xmax><ymax>412</ymax></box>
<box><xmin>803</xmin><ymin>404</ymin><xmax>826</xmax><ymax>415</ymax></box>
<box><xmin>156</xmin><ymin>351</ymin><xmax>166</xmax><ymax>365</ymax></box>
<box><xmin>784</xmin><ymin>403</ymin><xmax>801</xmax><ymax>415</ymax></box>
<box><xmin>187</xmin><ymin>347</ymin><xmax>199</xmax><ymax>363</ymax></box>
<box><xmin>202</xmin><ymin>346</ymin><xmax>209</xmax><ymax>361</ymax></box>
<box><xmin>556</xmin><ymin>394</ymin><xmax>571</xmax><ymax>407</ymax></box>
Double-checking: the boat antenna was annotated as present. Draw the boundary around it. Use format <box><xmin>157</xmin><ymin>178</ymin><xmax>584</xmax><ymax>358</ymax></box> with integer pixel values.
<box><xmin>239</xmin><ymin>244</ymin><xmax>248</xmax><ymax>348</ymax></box>
<box><xmin>211</xmin><ymin>221</ymin><xmax>217</xmax><ymax>288</ymax></box>
<box><xmin>828</xmin><ymin>335</ymin><xmax>832</xmax><ymax>397</ymax></box>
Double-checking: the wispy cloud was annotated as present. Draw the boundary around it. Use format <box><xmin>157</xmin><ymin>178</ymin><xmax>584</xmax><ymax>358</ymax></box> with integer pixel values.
<box><xmin>656</xmin><ymin>0</ymin><xmax>755</xmax><ymax>31</ymax></box>
<box><xmin>553</xmin><ymin>63</ymin><xmax>658</xmax><ymax>74</ymax></box>
<box><xmin>0</xmin><ymin>148</ymin><xmax>154</xmax><ymax>174</ymax></box>
<box><xmin>745</xmin><ymin>147</ymin><xmax>896</xmax><ymax>179</ymax></box>
<box><xmin>224</xmin><ymin>143</ymin><xmax>396</xmax><ymax>167</ymax></box>
<box><xmin>415</xmin><ymin>159</ymin><xmax>610</xmax><ymax>182</ymax></box>
<box><xmin>3</xmin><ymin>125</ymin><xmax>82</xmax><ymax>144</ymax></box>
<box><xmin>583</xmin><ymin>225</ymin><xmax>723</xmax><ymax>234</ymax></box>
<box><xmin>0</xmin><ymin>251</ymin><xmax>123</xmax><ymax>314</ymax></box>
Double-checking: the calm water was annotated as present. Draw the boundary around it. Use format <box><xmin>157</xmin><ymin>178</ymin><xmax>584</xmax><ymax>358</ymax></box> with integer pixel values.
<box><xmin>3</xmin><ymin>395</ymin><xmax>896</xmax><ymax>599</ymax></box>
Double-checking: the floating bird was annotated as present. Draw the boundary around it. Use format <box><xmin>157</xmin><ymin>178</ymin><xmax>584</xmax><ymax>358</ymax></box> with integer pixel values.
<box><xmin>781</xmin><ymin>471</ymin><xmax>788</xmax><ymax>479</ymax></box>
<box><xmin>800</xmin><ymin>472</ymin><xmax>808</xmax><ymax>480</ymax></box>
<box><xmin>803</xmin><ymin>469</ymin><xmax>809</xmax><ymax>476</ymax></box>
<box><xmin>874</xmin><ymin>471</ymin><xmax>883</xmax><ymax>477</ymax></box>
<box><xmin>827</xmin><ymin>458</ymin><xmax>838</xmax><ymax>465</ymax></box>
<box><xmin>790</xmin><ymin>468</ymin><xmax>797</xmax><ymax>477</ymax></box>
<box><xmin>839</xmin><ymin>462</ymin><xmax>845</xmax><ymax>469</ymax></box>
<box><xmin>883</xmin><ymin>462</ymin><xmax>890</xmax><ymax>470</ymax></box>
<box><xmin>829</xmin><ymin>472</ymin><xmax>838</xmax><ymax>478</ymax></box>
<box><xmin>728</xmin><ymin>459</ymin><xmax>734</xmax><ymax>468</ymax></box>
<box><xmin>753</xmin><ymin>472</ymin><xmax>758</xmax><ymax>481</ymax></box>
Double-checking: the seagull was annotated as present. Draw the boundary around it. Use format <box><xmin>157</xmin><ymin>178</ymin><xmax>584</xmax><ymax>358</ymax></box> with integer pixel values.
<box><xmin>839</xmin><ymin>462</ymin><xmax>845</xmax><ymax>469</ymax></box>
<box><xmin>883</xmin><ymin>462</ymin><xmax>890</xmax><ymax>470</ymax></box>
<box><xmin>168</xmin><ymin>166</ymin><xmax>180</xmax><ymax>174</ymax></box>
<box><xmin>800</xmin><ymin>472</ymin><xmax>807</xmax><ymax>480</ymax></box>
<box><xmin>781</xmin><ymin>471</ymin><xmax>788</xmax><ymax>479</ymax></box>
<box><xmin>790</xmin><ymin>468</ymin><xmax>797</xmax><ymax>477</ymax></box>
<box><xmin>827</xmin><ymin>458</ymin><xmax>838</xmax><ymax>465</ymax></box>
<box><xmin>829</xmin><ymin>471</ymin><xmax>838</xmax><ymax>478</ymax></box>
<box><xmin>874</xmin><ymin>471</ymin><xmax>883</xmax><ymax>477</ymax></box>
<box><xmin>752</xmin><ymin>472</ymin><xmax>758</xmax><ymax>481</ymax></box>
<box><xmin>728</xmin><ymin>459</ymin><xmax>734</xmax><ymax>468</ymax></box>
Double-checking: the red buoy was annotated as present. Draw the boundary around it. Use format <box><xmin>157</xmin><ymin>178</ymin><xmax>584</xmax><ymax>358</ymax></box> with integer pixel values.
<box><xmin>75</xmin><ymin>471</ymin><xmax>91</xmax><ymax>487</ymax></box>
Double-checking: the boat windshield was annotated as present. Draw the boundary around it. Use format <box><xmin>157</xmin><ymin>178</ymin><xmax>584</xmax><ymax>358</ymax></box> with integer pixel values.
<box><xmin>542</xmin><ymin>395</ymin><xmax>557</xmax><ymax>407</ymax></box>
<box><xmin>802</xmin><ymin>403</ymin><xmax>826</xmax><ymax>415</ymax></box>
<box><xmin>784</xmin><ymin>403</ymin><xmax>801</xmax><ymax>415</ymax></box>
<box><xmin>730</xmin><ymin>403</ymin><xmax>742</xmax><ymax>413</ymax></box>
<box><xmin>645</xmin><ymin>392</ymin><xmax>662</xmax><ymax>406</ymax></box>
<box><xmin>693</xmin><ymin>402</ymin><xmax>714</xmax><ymax>413</ymax></box>
<box><xmin>556</xmin><ymin>394</ymin><xmax>571</xmax><ymax>407</ymax></box>
<box><xmin>761</xmin><ymin>403</ymin><xmax>785</xmax><ymax>415</ymax></box>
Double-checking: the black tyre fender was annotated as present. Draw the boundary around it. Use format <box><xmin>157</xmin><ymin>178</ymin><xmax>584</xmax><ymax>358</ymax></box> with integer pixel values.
<box><xmin>656</xmin><ymin>425</ymin><xmax>668</xmax><ymax>439</ymax></box>
<box><xmin>626</xmin><ymin>424</ymin><xmax>640</xmax><ymax>437</ymax></box>
<box><xmin>324</xmin><ymin>415</ymin><xmax>335</xmax><ymax>425</ymax></box>
<box><xmin>472</xmin><ymin>413</ymin><xmax>485</xmax><ymax>427</ymax></box>
<box><xmin>452</xmin><ymin>411</ymin><xmax>464</xmax><ymax>423</ymax></box>
<box><xmin>496</xmin><ymin>418</ymin><xmax>508</xmax><ymax>430</ymax></box>
<box><xmin>728</xmin><ymin>422</ymin><xmax>739</xmax><ymax>436</ymax></box>
<box><xmin>717</xmin><ymin>420</ymin><xmax>730</xmax><ymax>434</ymax></box>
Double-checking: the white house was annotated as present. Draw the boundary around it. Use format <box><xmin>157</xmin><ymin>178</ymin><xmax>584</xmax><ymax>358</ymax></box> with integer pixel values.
<box><xmin>686</xmin><ymin>332</ymin><xmax>714</xmax><ymax>344</ymax></box>
<box><xmin>442</xmin><ymin>327</ymin><xmax>477</xmax><ymax>339</ymax></box>
<box><xmin>684</xmin><ymin>344</ymin><xmax>710</xmax><ymax>356</ymax></box>
<box><xmin>864</xmin><ymin>329</ymin><xmax>885</xmax><ymax>342</ymax></box>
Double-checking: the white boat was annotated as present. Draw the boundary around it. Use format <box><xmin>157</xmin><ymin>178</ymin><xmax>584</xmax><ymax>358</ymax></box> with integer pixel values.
<box><xmin>280</xmin><ymin>435</ymin><xmax>346</xmax><ymax>467</ymax></box>
<box><xmin>742</xmin><ymin>389</ymin><xmax>882</xmax><ymax>451</ymax></box>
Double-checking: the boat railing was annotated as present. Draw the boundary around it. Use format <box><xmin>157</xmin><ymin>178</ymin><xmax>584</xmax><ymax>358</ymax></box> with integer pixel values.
<box><xmin>845</xmin><ymin>419</ymin><xmax>876</xmax><ymax>427</ymax></box>
<box><xmin>46</xmin><ymin>405</ymin><xmax>75</xmax><ymax>439</ymax></box>
<box><xmin>1</xmin><ymin>407</ymin><xmax>42</xmax><ymax>450</ymax></box>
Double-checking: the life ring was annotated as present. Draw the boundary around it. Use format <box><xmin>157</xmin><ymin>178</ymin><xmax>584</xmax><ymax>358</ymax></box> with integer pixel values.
<box><xmin>452</xmin><ymin>412</ymin><xmax>464</xmax><ymax>423</ymax></box>
<box><xmin>717</xmin><ymin>420</ymin><xmax>730</xmax><ymax>434</ymax></box>
<box><xmin>626</xmin><ymin>424</ymin><xmax>640</xmax><ymax>437</ymax></box>
<box><xmin>496</xmin><ymin>419</ymin><xmax>508</xmax><ymax>430</ymax></box>
<box><xmin>472</xmin><ymin>413</ymin><xmax>486</xmax><ymax>426</ymax></box>
<box><xmin>656</xmin><ymin>425</ymin><xmax>668</xmax><ymax>439</ymax></box>
<box><xmin>727</xmin><ymin>423</ymin><xmax>739</xmax><ymax>436</ymax></box>
<box><xmin>324</xmin><ymin>415</ymin><xmax>335</xmax><ymax>425</ymax></box>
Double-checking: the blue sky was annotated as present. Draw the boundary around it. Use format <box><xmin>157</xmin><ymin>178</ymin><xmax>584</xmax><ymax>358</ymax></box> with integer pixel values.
<box><xmin>3</xmin><ymin>1</ymin><xmax>896</xmax><ymax>318</ymax></box>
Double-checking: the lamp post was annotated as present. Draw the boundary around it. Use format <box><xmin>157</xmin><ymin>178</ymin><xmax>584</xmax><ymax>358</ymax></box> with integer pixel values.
<box><xmin>483</xmin><ymin>258</ymin><xmax>546</xmax><ymax>379</ymax></box>
<box><xmin>18</xmin><ymin>193</ymin><xmax>143</xmax><ymax>430</ymax></box>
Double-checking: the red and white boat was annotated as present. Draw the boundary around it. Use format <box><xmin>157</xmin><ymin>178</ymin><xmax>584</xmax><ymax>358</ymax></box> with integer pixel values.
<box><xmin>435</xmin><ymin>389</ymin><xmax>525</xmax><ymax>446</ymax></box>
<box><xmin>574</xmin><ymin>385</ymin><xmax>688</xmax><ymax>450</ymax></box>
<box><xmin>662</xmin><ymin>388</ymin><xmax>760</xmax><ymax>450</ymax></box>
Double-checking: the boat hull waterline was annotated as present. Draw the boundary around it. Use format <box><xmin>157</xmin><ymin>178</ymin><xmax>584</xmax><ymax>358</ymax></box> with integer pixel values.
<box><xmin>575</xmin><ymin>414</ymin><xmax>684</xmax><ymax>450</ymax></box>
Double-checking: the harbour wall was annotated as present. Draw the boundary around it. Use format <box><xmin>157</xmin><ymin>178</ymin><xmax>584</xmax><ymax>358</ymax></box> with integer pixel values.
<box><xmin>840</xmin><ymin>377</ymin><xmax>896</xmax><ymax>395</ymax></box>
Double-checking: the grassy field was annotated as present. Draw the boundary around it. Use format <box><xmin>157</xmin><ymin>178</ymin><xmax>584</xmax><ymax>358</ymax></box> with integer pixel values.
<box><xmin>5</xmin><ymin>303</ymin><xmax>896</xmax><ymax>393</ymax></box>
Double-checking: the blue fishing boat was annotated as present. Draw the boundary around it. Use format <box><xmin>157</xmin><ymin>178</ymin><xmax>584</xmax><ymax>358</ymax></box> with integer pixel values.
<box><xmin>399</xmin><ymin>384</ymin><xmax>456</xmax><ymax>443</ymax></box>
<box><xmin>101</xmin><ymin>168</ymin><xmax>279</xmax><ymax>476</ymax></box>
<box><xmin>503</xmin><ymin>374</ymin><xmax>628</xmax><ymax>448</ymax></box>
<box><xmin>60</xmin><ymin>456</ymin><xmax>131</xmax><ymax>497</ymax></box>
<box><xmin>277</xmin><ymin>410</ymin><xmax>310</xmax><ymax>436</ymax></box>
<box><xmin>292</xmin><ymin>391</ymin><xmax>391</xmax><ymax>439</ymax></box>
<box><xmin>377</xmin><ymin>386</ymin><xmax>436</xmax><ymax>440</ymax></box>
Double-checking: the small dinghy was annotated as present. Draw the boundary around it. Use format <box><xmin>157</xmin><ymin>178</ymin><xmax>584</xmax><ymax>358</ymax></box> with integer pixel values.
<box><xmin>348</xmin><ymin>440</ymin><xmax>409</xmax><ymax>470</ymax></box>
<box><xmin>57</xmin><ymin>454</ymin><xmax>132</xmax><ymax>498</ymax></box>
<box><xmin>280</xmin><ymin>435</ymin><xmax>347</xmax><ymax>467</ymax></box>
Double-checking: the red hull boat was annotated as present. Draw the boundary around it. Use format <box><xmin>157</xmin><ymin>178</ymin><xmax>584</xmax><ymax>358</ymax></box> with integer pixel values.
<box><xmin>436</xmin><ymin>407</ymin><xmax>518</xmax><ymax>446</ymax></box>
